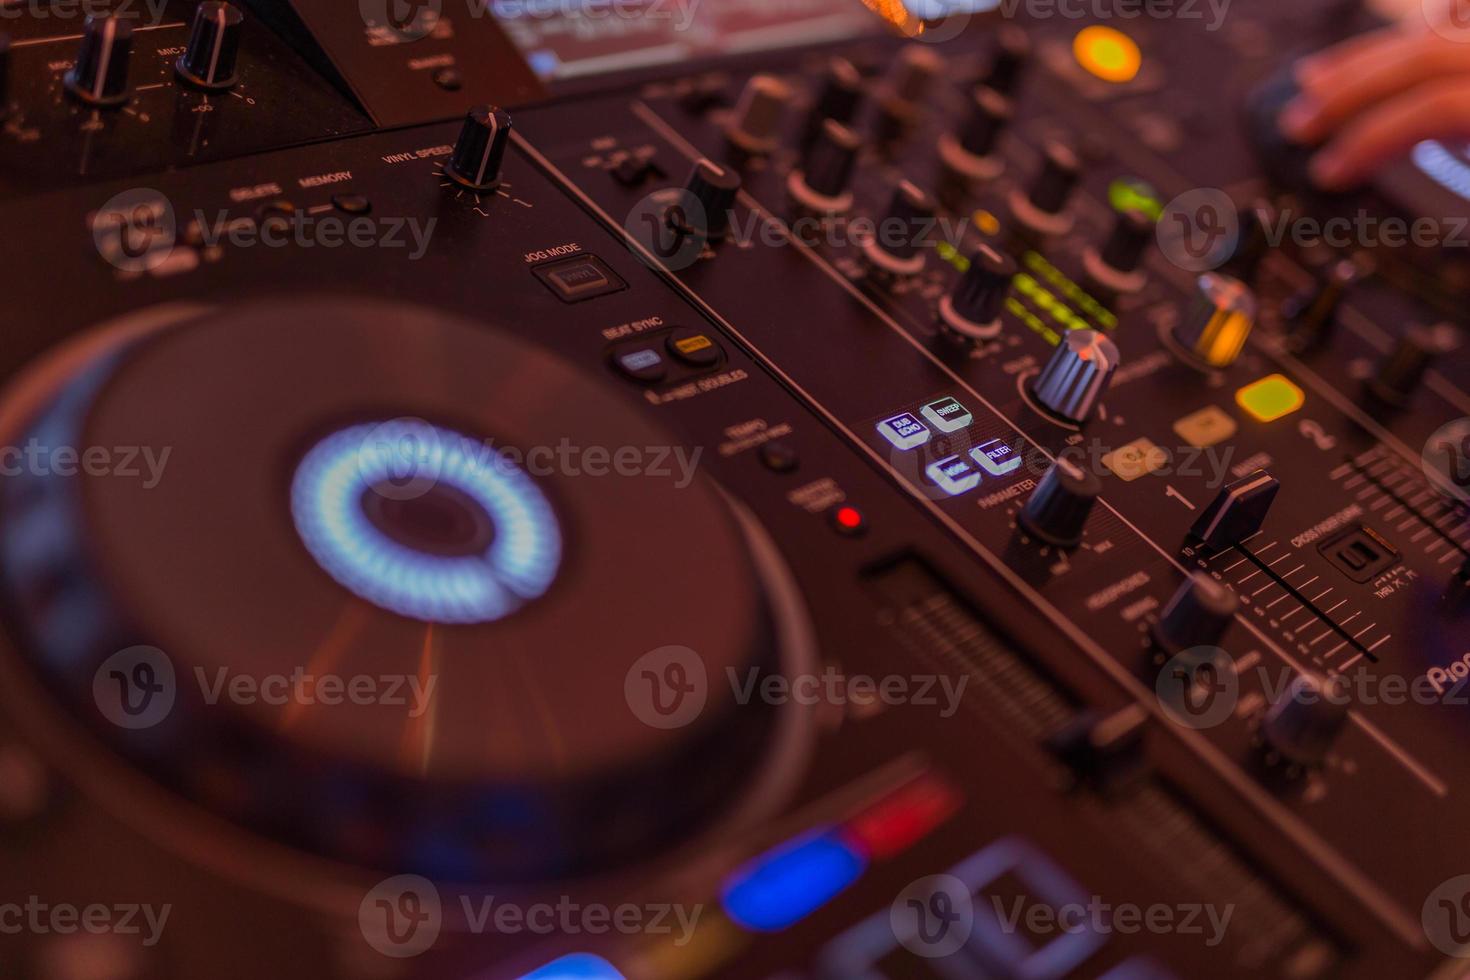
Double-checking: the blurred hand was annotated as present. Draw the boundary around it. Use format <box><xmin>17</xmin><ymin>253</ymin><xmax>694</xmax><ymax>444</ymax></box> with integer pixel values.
<box><xmin>1278</xmin><ymin>8</ymin><xmax>1470</xmax><ymax>190</ymax></box>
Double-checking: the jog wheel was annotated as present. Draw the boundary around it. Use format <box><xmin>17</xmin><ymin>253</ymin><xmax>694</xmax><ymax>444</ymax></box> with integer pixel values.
<box><xmin>0</xmin><ymin>296</ymin><xmax>813</xmax><ymax>883</ymax></box>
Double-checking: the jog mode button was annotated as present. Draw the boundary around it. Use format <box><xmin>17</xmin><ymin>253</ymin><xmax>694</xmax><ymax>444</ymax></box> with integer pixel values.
<box><xmin>533</xmin><ymin>254</ymin><xmax>627</xmax><ymax>303</ymax></box>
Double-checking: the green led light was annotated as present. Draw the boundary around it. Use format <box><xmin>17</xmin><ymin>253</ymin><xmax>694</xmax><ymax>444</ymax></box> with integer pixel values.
<box><xmin>1108</xmin><ymin>178</ymin><xmax>1164</xmax><ymax>221</ymax></box>
<box><xmin>1006</xmin><ymin>296</ymin><xmax>1062</xmax><ymax>346</ymax></box>
<box><xmin>936</xmin><ymin>241</ymin><xmax>969</xmax><ymax>272</ymax></box>
<box><xmin>1023</xmin><ymin>252</ymin><xmax>1118</xmax><ymax>330</ymax></box>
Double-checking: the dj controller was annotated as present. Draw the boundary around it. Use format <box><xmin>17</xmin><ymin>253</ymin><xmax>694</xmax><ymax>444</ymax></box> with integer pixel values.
<box><xmin>1</xmin><ymin>0</ymin><xmax>1469</xmax><ymax>977</ymax></box>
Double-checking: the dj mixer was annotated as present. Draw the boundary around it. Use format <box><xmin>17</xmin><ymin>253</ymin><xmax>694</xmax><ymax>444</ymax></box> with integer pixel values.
<box><xmin>1</xmin><ymin>0</ymin><xmax>1469</xmax><ymax>977</ymax></box>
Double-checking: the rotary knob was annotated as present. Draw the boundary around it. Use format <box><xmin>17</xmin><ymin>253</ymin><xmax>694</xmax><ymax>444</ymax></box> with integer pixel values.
<box><xmin>1152</xmin><ymin>573</ymin><xmax>1238</xmax><ymax>656</ymax></box>
<box><xmin>1367</xmin><ymin>324</ymin><xmax>1446</xmax><ymax>408</ymax></box>
<box><xmin>1263</xmin><ymin>673</ymin><xmax>1350</xmax><ymax>767</ymax></box>
<box><xmin>444</xmin><ymin>105</ymin><xmax>512</xmax><ymax>191</ymax></box>
<box><xmin>981</xmin><ymin>24</ymin><xmax>1031</xmax><ymax>94</ymax></box>
<box><xmin>176</xmin><ymin>1</ymin><xmax>244</xmax><ymax>90</ymax></box>
<box><xmin>1031</xmin><ymin>329</ymin><xmax>1120</xmax><ymax>425</ymax></box>
<box><xmin>1084</xmin><ymin>208</ymin><xmax>1153</xmax><ymax>294</ymax></box>
<box><xmin>788</xmin><ymin>119</ymin><xmax>861</xmax><ymax>213</ymax></box>
<box><xmin>65</xmin><ymin>13</ymin><xmax>133</xmax><ymax>106</ymax></box>
<box><xmin>1283</xmin><ymin>260</ymin><xmax>1356</xmax><ymax>352</ymax></box>
<box><xmin>875</xmin><ymin>45</ymin><xmax>944</xmax><ymax>143</ymax></box>
<box><xmin>1009</xmin><ymin>140</ymin><xmax>1080</xmax><ymax>237</ymax></box>
<box><xmin>938</xmin><ymin>86</ymin><xmax>1011</xmax><ymax>189</ymax></box>
<box><xmin>725</xmin><ymin>74</ymin><xmax>792</xmax><ymax>155</ymax></box>
<box><xmin>863</xmin><ymin>180</ymin><xmax>935</xmax><ymax>276</ymax></box>
<box><xmin>671</xmin><ymin>158</ymin><xmax>741</xmax><ymax>241</ymax></box>
<box><xmin>1172</xmin><ymin>273</ymin><xmax>1256</xmax><ymax>368</ymax></box>
<box><xmin>1019</xmin><ymin>456</ymin><xmax>1101</xmax><ymax>548</ymax></box>
<box><xmin>939</xmin><ymin>244</ymin><xmax>1015</xmax><ymax>343</ymax></box>
<box><xmin>802</xmin><ymin>57</ymin><xmax>864</xmax><ymax>148</ymax></box>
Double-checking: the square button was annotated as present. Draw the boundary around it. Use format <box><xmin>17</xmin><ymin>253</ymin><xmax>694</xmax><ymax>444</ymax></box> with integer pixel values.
<box><xmin>925</xmin><ymin>454</ymin><xmax>982</xmax><ymax>496</ymax></box>
<box><xmin>1103</xmin><ymin>438</ymin><xmax>1168</xmax><ymax>482</ymax></box>
<box><xmin>876</xmin><ymin>413</ymin><xmax>931</xmax><ymax>451</ymax></box>
<box><xmin>533</xmin><ymin>254</ymin><xmax>627</xmax><ymax>303</ymax></box>
<box><xmin>920</xmin><ymin>395</ymin><xmax>974</xmax><ymax>433</ymax></box>
<box><xmin>1236</xmin><ymin>374</ymin><xmax>1306</xmax><ymax>423</ymax></box>
<box><xmin>1172</xmin><ymin>405</ymin><xmax>1237</xmax><ymax>448</ymax></box>
<box><xmin>970</xmin><ymin>438</ymin><xmax>1022</xmax><ymax>477</ymax></box>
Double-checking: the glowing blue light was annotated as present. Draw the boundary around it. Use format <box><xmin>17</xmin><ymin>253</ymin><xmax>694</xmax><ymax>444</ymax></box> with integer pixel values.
<box><xmin>721</xmin><ymin>829</ymin><xmax>867</xmax><ymax>933</ymax></box>
<box><xmin>518</xmin><ymin>953</ymin><xmax>624</xmax><ymax>979</ymax></box>
<box><xmin>1412</xmin><ymin>140</ymin><xmax>1470</xmax><ymax>203</ymax></box>
<box><xmin>290</xmin><ymin>420</ymin><xmax>561</xmax><ymax>624</ymax></box>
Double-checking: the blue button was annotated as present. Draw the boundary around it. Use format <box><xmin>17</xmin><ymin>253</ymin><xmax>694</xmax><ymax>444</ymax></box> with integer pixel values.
<box><xmin>518</xmin><ymin>953</ymin><xmax>624</xmax><ymax>979</ymax></box>
<box><xmin>920</xmin><ymin>396</ymin><xmax>973</xmax><ymax>433</ymax></box>
<box><xmin>876</xmin><ymin>412</ymin><xmax>931</xmax><ymax>451</ymax></box>
<box><xmin>970</xmin><ymin>438</ymin><xmax>1022</xmax><ymax>477</ymax></box>
<box><xmin>925</xmin><ymin>454</ymin><xmax>982</xmax><ymax>496</ymax></box>
<box><xmin>721</xmin><ymin>829</ymin><xmax>867</xmax><ymax>932</ymax></box>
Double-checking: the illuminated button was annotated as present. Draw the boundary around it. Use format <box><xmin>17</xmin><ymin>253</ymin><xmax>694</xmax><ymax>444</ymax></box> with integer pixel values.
<box><xmin>926</xmin><ymin>453</ymin><xmax>982</xmax><ymax>496</ymax></box>
<box><xmin>520</xmin><ymin>953</ymin><xmax>625</xmax><ymax>978</ymax></box>
<box><xmin>843</xmin><ymin>772</ymin><xmax>961</xmax><ymax>860</ymax></box>
<box><xmin>1172</xmin><ymin>405</ymin><xmax>1237</xmax><ymax>448</ymax></box>
<box><xmin>1102</xmin><ymin>437</ymin><xmax>1168</xmax><ymax>482</ymax></box>
<box><xmin>666</xmin><ymin>327</ymin><xmax>723</xmax><ymax>367</ymax></box>
<box><xmin>1073</xmin><ymin>25</ymin><xmax>1142</xmax><ymax>84</ymax></box>
<box><xmin>876</xmin><ymin>412</ymin><xmax>931</xmax><ymax>451</ymax></box>
<box><xmin>1236</xmin><ymin>373</ymin><xmax>1305</xmax><ymax>423</ymax></box>
<box><xmin>969</xmin><ymin>438</ymin><xmax>1022</xmax><ymax>477</ymax></box>
<box><xmin>613</xmin><ymin>345</ymin><xmax>667</xmax><ymax>383</ymax></box>
<box><xmin>919</xmin><ymin>395</ymin><xmax>973</xmax><ymax>433</ymax></box>
<box><xmin>722</xmin><ymin>829</ymin><xmax>866</xmax><ymax>932</ymax></box>
<box><xmin>831</xmin><ymin>504</ymin><xmax>867</xmax><ymax>536</ymax></box>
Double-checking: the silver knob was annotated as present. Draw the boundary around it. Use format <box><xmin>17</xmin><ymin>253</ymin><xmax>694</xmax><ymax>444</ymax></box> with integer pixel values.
<box><xmin>725</xmin><ymin>74</ymin><xmax>792</xmax><ymax>154</ymax></box>
<box><xmin>1173</xmin><ymin>273</ymin><xmax>1256</xmax><ymax>368</ymax></box>
<box><xmin>1031</xmin><ymin>329</ymin><xmax>1119</xmax><ymax>425</ymax></box>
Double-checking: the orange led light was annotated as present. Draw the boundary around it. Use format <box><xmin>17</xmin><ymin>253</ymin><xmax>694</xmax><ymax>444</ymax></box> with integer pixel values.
<box><xmin>1236</xmin><ymin>374</ymin><xmax>1306</xmax><ymax>423</ymax></box>
<box><xmin>1073</xmin><ymin>26</ymin><xmax>1142</xmax><ymax>84</ymax></box>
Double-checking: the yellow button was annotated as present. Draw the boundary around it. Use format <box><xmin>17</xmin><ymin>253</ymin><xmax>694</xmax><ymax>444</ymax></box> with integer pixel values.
<box><xmin>1073</xmin><ymin>26</ymin><xmax>1142</xmax><ymax>84</ymax></box>
<box><xmin>1104</xmin><ymin>438</ymin><xmax>1168</xmax><ymax>482</ymax></box>
<box><xmin>1173</xmin><ymin>405</ymin><xmax>1237</xmax><ymax>448</ymax></box>
<box><xmin>1237</xmin><ymin>374</ymin><xmax>1306</xmax><ymax>423</ymax></box>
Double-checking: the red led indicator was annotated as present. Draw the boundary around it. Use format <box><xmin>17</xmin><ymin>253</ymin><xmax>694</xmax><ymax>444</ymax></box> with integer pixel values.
<box><xmin>832</xmin><ymin>505</ymin><xmax>866</xmax><ymax>535</ymax></box>
<box><xmin>843</xmin><ymin>772</ymin><xmax>961</xmax><ymax>860</ymax></box>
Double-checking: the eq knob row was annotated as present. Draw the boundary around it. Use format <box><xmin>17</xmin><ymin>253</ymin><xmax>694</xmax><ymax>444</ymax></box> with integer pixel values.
<box><xmin>65</xmin><ymin>4</ymin><xmax>243</xmax><ymax>106</ymax></box>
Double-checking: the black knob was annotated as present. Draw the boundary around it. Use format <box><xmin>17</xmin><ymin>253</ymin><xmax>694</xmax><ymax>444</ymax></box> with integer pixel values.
<box><xmin>0</xmin><ymin>34</ymin><xmax>10</xmax><ymax>121</ymax></box>
<box><xmin>889</xmin><ymin>44</ymin><xmax>944</xmax><ymax>102</ymax></box>
<box><xmin>957</xmin><ymin>86</ymin><xmax>1011</xmax><ymax>160</ymax></box>
<box><xmin>1100</xmin><ymin>208</ymin><xmax>1154</xmax><ymax>274</ymax></box>
<box><xmin>1263</xmin><ymin>673</ymin><xmax>1350</xmax><ymax>767</ymax></box>
<box><xmin>445</xmin><ymin>105</ymin><xmax>512</xmax><ymax>191</ymax></box>
<box><xmin>1153</xmin><ymin>573</ymin><xmax>1238</xmax><ymax>656</ymax></box>
<box><xmin>65</xmin><ymin>14</ymin><xmax>133</xmax><ymax>106</ymax></box>
<box><xmin>1367</xmin><ymin>324</ymin><xmax>1442</xmax><ymax>407</ymax></box>
<box><xmin>1283</xmin><ymin>260</ymin><xmax>1356</xmax><ymax>351</ymax></box>
<box><xmin>1190</xmin><ymin>469</ymin><xmax>1279</xmax><ymax>551</ymax></box>
<box><xmin>1028</xmin><ymin>141</ymin><xmax>1081</xmax><ymax>215</ymax></box>
<box><xmin>673</xmin><ymin>158</ymin><xmax>741</xmax><ymax>241</ymax></box>
<box><xmin>1224</xmin><ymin>199</ymin><xmax>1274</xmax><ymax>280</ymax></box>
<box><xmin>982</xmin><ymin>25</ymin><xmax>1031</xmax><ymax>94</ymax></box>
<box><xmin>1019</xmin><ymin>456</ymin><xmax>1101</xmax><ymax>548</ymax></box>
<box><xmin>791</xmin><ymin>118</ymin><xmax>861</xmax><ymax>206</ymax></box>
<box><xmin>176</xmin><ymin>2</ymin><xmax>244</xmax><ymax>90</ymax></box>
<box><xmin>802</xmin><ymin>57</ymin><xmax>864</xmax><ymax>148</ymax></box>
<box><xmin>865</xmin><ymin>180</ymin><xmax>935</xmax><ymax>272</ymax></box>
<box><xmin>939</xmin><ymin>244</ymin><xmax>1015</xmax><ymax>342</ymax></box>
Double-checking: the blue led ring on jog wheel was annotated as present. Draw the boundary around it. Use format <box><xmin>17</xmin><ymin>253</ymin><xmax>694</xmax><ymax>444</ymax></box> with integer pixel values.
<box><xmin>0</xmin><ymin>296</ymin><xmax>817</xmax><ymax>886</ymax></box>
<box><xmin>290</xmin><ymin>418</ymin><xmax>562</xmax><ymax>625</ymax></box>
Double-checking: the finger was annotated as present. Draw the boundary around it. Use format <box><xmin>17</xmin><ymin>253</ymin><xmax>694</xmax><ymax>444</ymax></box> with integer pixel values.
<box><xmin>1293</xmin><ymin>26</ymin><xmax>1405</xmax><ymax>87</ymax></box>
<box><xmin>1279</xmin><ymin>33</ymin><xmax>1470</xmax><ymax>144</ymax></box>
<box><xmin>1308</xmin><ymin>78</ymin><xmax>1470</xmax><ymax>189</ymax></box>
